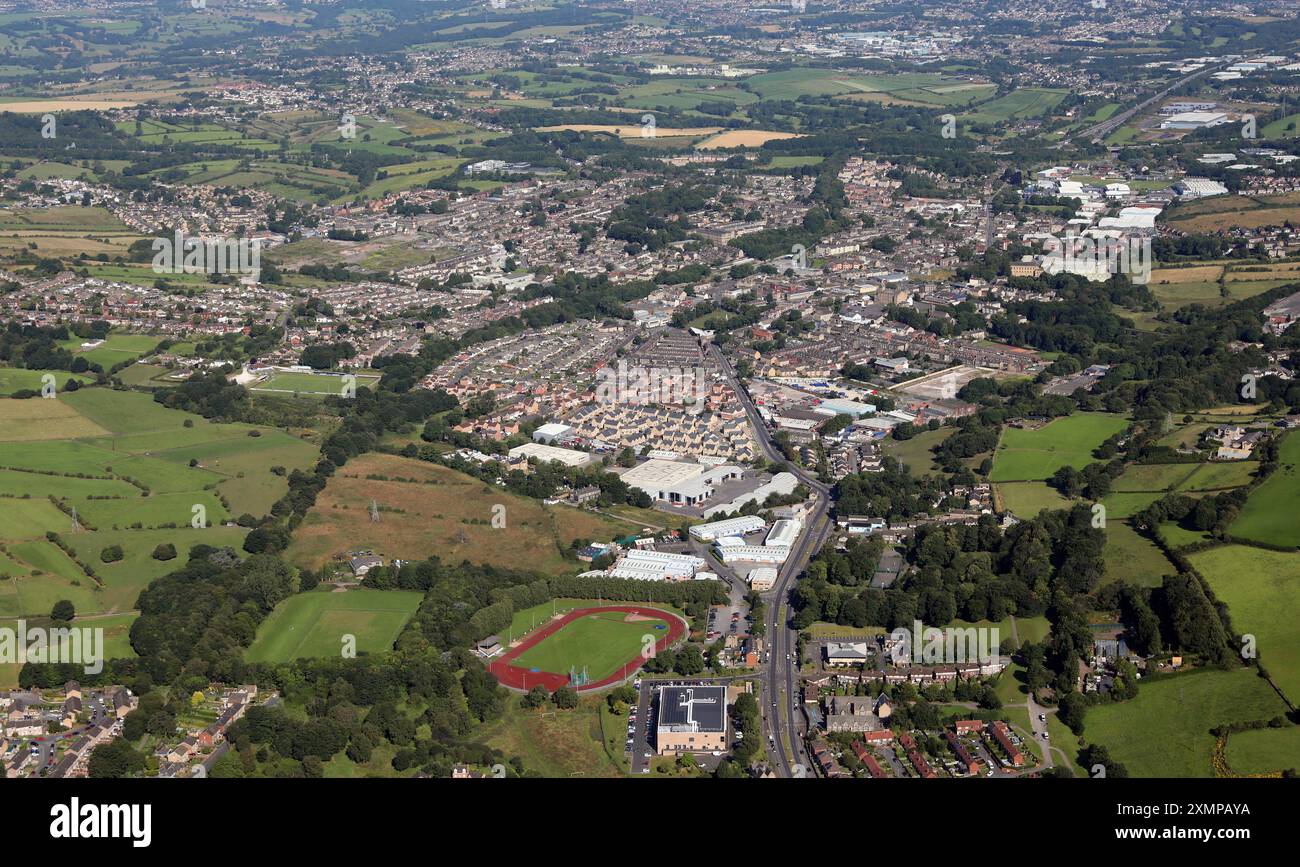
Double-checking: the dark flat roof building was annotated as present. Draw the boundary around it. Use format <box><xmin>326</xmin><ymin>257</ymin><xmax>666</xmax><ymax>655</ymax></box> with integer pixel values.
<box><xmin>655</xmin><ymin>686</ymin><xmax>727</xmax><ymax>754</ymax></box>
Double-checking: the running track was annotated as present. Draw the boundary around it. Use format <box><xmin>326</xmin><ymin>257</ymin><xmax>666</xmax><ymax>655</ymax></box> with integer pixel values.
<box><xmin>488</xmin><ymin>605</ymin><xmax>687</xmax><ymax>692</ymax></box>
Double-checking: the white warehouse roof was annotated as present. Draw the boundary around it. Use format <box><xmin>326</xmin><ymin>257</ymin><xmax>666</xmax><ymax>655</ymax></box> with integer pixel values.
<box><xmin>688</xmin><ymin>514</ymin><xmax>767</xmax><ymax>541</ymax></box>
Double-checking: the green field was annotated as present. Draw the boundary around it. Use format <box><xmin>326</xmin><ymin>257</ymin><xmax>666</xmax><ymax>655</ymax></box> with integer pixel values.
<box><xmin>0</xmin><ymin>386</ymin><xmax>319</xmax><ymax>616</ymax></box>
<box><xmin>1190</xmin><ymin>545</ymin><xmax>1300</xmax><ymax>706</ymax></box>
<box><xmin>995</xmin><ymin>480</ymin><xmax>1069</xmax><ymax>517</ymax></box>
<box><xmin>961</xmin><ymin>87</ymin><xmax>1067</xmax><ymax>125</ymax></box>
<box><xmin>1224</xmin><ymin>726</ymin><xmax>1300</xmax><ymax>775</ymax></box>
<box><xmin>1085</xmin><ymin>668</ymin><xmax>1289</xmax><ymax>777</ymax></box>
<box><xmin>245</xmin><ymin>589</ymin><xmax>423</xmax><ymax>662</ymax></box>
<box><xmin>510</xmin><ymin>608</ymin><xmax>674</xmax><ymax>681</ymax></box>
<box><xmin>250</xmin><ymin>370</ymin><xmax>382</xmax><ymax>396</ymax></box>
<box><xmin>61</xmin><ymin>333</ymin><xmax>162</xmax><ymax>370</ymax></box>
<box><xmin>881</xmin><ymin>426</ymin><xmax>951</xmax><ymax>475</ymax></box>
<box><xmin>0</xmin><ymin>369</ymin><xmax>93</xmax><ymax>396</ymax></box>
<box><xmin>1103</xmin><ymin>522</ymin><xmax>1176</xmax><ymax>588</ymax></box>
<box><xmin>1229</xmin><ymin>433</ymin><xmax>1300</xmax><ymax>547</ymax></box>
<box><xmin>989</xmin><ymin>414</ymin><xmax>1129</xmax><ymax>481</ymax></box>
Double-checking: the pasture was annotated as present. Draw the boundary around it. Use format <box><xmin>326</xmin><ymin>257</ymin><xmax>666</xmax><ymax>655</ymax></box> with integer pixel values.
<box><xmin>286</xmin><ymin>453</ymin><xmax>630</xmax><ymax>576</ymax></box>
<box><xmin>0</xmin><ymin>385</ymin><xmax>318</xmax><ymax>617</ymax></box>
<box><xmin>989</xmin><ymin>413</ymin><xmax>1129</xmax><ymax>481</ymax></box>
<box><xmin>1229</xmin><ymin>433</ymin><xmax>1300</xmax><ymax>548</ymax></box>
<box><xmin>1102</xmin><ymin>523</ymin><xmax>1176</xmax><ymax>588</ymax></box>
<box><xmin>1085</xmin><ymin>668</ymin><xmax>1288</xmax><ymax>777</ymax></box>
<box><xmin>0</xmin><ymin>369</ymin><xmax>93</xmax><ymax>396</ymax></box>
<box><xmin>1190</xmin><ymin>545</ymin><xmax>1300</xmax><ymax>706</ymax></box>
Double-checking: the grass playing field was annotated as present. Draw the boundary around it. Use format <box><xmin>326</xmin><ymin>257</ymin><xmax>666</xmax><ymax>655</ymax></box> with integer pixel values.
<box><xmin>510</xmin><ymin>609</ymin><xmax>671</xmax><ymax>682</ymax></box>
<box><xmin>989</xmin><ymin>413</ymin><xmax>1129</xmax><ymax>482</ymax></box>
<box><xmin>244</xmin><ymin>588</ymin><xmax>423</xmax><ymax>662</ymax></box>
<box><xmin>249</xmin><ymin>370</ymin><xmax>382</xmax><ymax>396</ymax></box>
<box><xmin>1229</xmin><ymin>432</ymin><xmax>1300</xmax><ymax>548</ymax></box>
<box><xmin>1190</xmin><ymin>545</ymin><xmax>1300</xmax><ymax>707</ymax></box>
<box><xmin>1085</xmin><ymin>667</ymin><xmax>1289</xmax><ymax>777</ymax></box>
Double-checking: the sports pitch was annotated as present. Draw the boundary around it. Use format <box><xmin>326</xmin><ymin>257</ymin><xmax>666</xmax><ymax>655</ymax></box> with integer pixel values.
<box><xmin>249</xmin><ymin>370</ymin><xmax>382</xmax><ymax>396</ymax></box>
<box><xmin>512</xmin><ymin>609</ymin><xmax>669</xmax><ymax>680</ymax></box>
<box><xmin>491</xmin><ymin>605</ymin><xmax>686</xmax><ymax>691</ymax></box>
<box><xmin>245</xmin><ymin>588</ymin><xmax>423</xmax><ymax>662</ymax></box>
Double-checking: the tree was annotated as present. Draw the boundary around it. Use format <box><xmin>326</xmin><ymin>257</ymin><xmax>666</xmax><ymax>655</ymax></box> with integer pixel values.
<box><xmin>552</xmin><ymin>686</ymin><xmax>579</xmax><ymax>709</ymax></box>
<box><xmin>522</xmin><ymin>686</ymin><xmax>549</xmax><ymax>709</ymax></box>
<box><xmin>100</xmin><ymin>545</ymin><xmax>124</xmax><ymax>563</ymax></box>
<box><xmin>152</xmin><ymin>543</ymin><xmax>177</xmax><ymax>561</ymax></box>
<box><xmin>50</xmin><ymin>599</ymin><xmax>75</xmax><ymax>622</ymax></box>
<box><xmin>88</xmin><ymin>739</ymin><xmax>145</xmax><ymax>778</ymax></box>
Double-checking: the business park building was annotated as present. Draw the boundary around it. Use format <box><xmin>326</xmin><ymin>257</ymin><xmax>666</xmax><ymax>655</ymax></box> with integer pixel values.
<box><xmin>655</xmin><ymin>685</ymin><xmax>728</xmax><ymax>755</ymax></box>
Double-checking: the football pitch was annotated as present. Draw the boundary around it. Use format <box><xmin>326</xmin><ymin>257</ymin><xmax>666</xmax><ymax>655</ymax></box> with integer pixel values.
<box><xmin>511</xmin><ymin>609</ymin><xmax>672</xmax><ymax>681</ymax></box>
<box><xmin>245</xmin><ymin>589</ymin><xmax>423</xmax><ymax>662</ymax></box>
<box><xmin>249</xmin><ymin>371</ymin><xmax>381</xmax><ymax>396</ymax></box>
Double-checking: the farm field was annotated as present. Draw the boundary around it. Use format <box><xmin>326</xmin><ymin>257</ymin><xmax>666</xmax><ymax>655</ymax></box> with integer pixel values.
<box><xmin>285</xmin><ymin>453</ymin><xmax>630</xmax><ymax>576</ymax></box>
<box><xmin>695</xmin><ymin>130</ymin><xmax>803</xmax><ymax>149</ymax></box>
<box><xmin>880</xmin><ymin>426</ymin><xmax>952</xmax><ymax>475</ymax></box>
<box><xmin>536</xmin><ymin>123</ymin><xmax>721</xmax><ymax>139</ymax></box>
<box><xmin>0</xmin><ymin>387</ymin><xmax>318</xmax><ymax>616</ymax></box>
<box><xmin>0</xmin><ymin>610</ymin><xmax>137</xmax><ymax>689</ymax></box>
<box><xmin>961</xmin><ymin>87</ymin><xmax>1066</xmax><ymax>124</ymax></box>
<box><xmin>245</xmin><ymin>588</ymin><xmax>423</xmax><ymax>663</ymax></box>
<box><xmin>510</xmin><ymin>608</ymin><xmax>672</xmax><ymax>682</ymax></box>
<box><xmin>1176</xmin><ymin>461</ymin><xmax>1259</xmax><ymax>491</ymax></box>
<box><xmin>0</xmin><ymin>394</ymin><xmax>108</xmax><ymax>440</ymax></box>
<box><xmin>0</xmin><ymin>369</ymin><xmax>93</xmax><ymax>396</ymax></box>
<box><xmin>1102</xmin><ymin>522</ymin><xmax>1176</xmax><ymax>588</ymax></box>
<box><xmin>1229</xmin><ymin>433</ymin><xmax>1300</xmax><ymax>548</ymax></box>
<box><xmin>1224</xmin><ymin>726</ymin><xmax>1300</xmax><ymax>776</ymax></box>
<box><xmin>989</xmin><ymin>413</ymin><xmax>1129</xmax><ymax>481</ymax></box>
<box><xmin>1157</xmin><ymin>521</ymin><xmax>1213</xmax><ymax>550</ymax></box>
<box><xmin>1085</xmin><ymin>668</ymin><xmax>1288</xmax><ymax>777</ymax></box>
<box><xmin>1165</xmin><ymin>195</ymin><xmax>1300</xmax><ymax>234</ymax></box>
<box><xmin>994</xmin><ymin>481</ymin><xmax>1070</xmax><ymax>517</ymax></box>
<box><xmin>746</xmin><ymin>69</ymin><xmax>994</xmax><ymax>106</ymax></box>
<box><xmin>1098</xmin><ymin>491</ymin><xmax>1162</xmax><ymax>519</ymax></box>
<box><xmin>1111</xmin><ymin>462</ymin><xmax>1198</xmax><ymax>492</ymax></box>
<box><xmin>1190</xmin><ymin>545</ymin><xmax>1300</xmax><ymax>706</ymax></box>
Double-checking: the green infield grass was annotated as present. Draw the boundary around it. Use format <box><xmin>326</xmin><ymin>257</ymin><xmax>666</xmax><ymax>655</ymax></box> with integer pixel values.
<box><xmin>510</xmin><ymin>608</ymin><xmax>673</xmax><ymax>681</ymax></box>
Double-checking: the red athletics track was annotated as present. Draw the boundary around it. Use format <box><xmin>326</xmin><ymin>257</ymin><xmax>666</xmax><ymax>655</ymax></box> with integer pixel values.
<box><xmin>488</xmin><ymin>605</ymin><xmax>687</xmax><ymax>692</ymax></box>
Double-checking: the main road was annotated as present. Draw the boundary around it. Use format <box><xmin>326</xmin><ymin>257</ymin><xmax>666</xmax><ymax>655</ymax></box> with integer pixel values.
<box><xmin>708</xmin><ymin>344</ymin><xmax>831</xmax><ymax>778</ymax></box>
